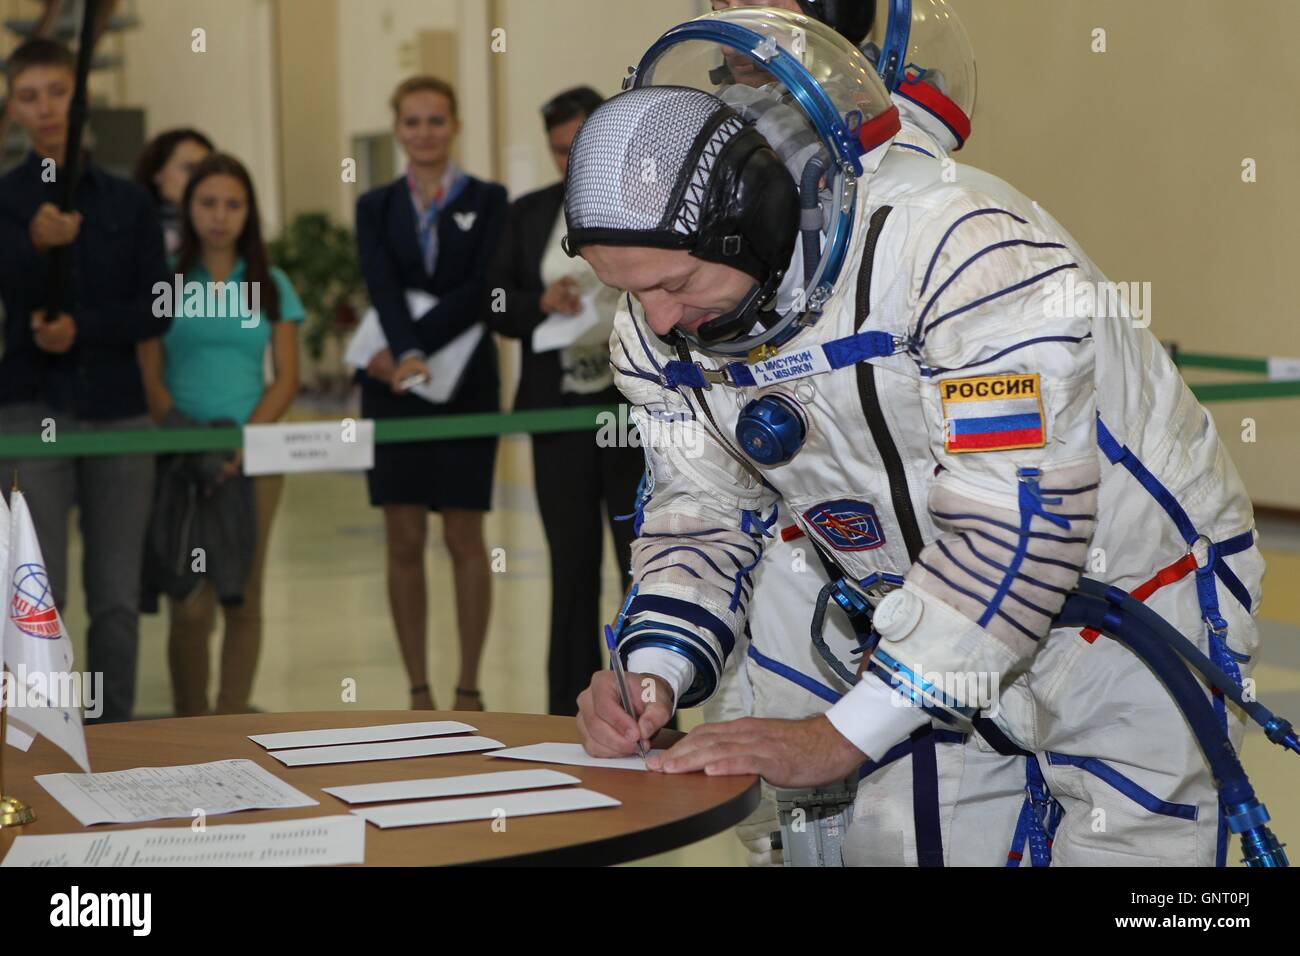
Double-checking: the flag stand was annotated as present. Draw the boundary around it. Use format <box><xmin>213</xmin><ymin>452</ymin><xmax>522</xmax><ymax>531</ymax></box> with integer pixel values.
<box><xmin>1</xmin><ymin>472</ymin><xmax>36</xmax><ymax>828</ymax></box>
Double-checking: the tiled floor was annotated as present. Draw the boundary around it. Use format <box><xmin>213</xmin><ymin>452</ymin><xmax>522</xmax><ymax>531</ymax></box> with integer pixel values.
<box><xmin>56</xmin><ymin>434</ymin><xmax>1300</xmax><ymax>867</ymax></box>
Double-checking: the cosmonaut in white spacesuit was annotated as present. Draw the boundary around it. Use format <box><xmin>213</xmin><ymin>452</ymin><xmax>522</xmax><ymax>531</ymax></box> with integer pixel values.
<box><xmin>565</xmin><ymin>7</ymin><xmax>1265</xmax><ymax>866</ymax></box>
<box><xmin>701</xmin><ymin>0</ymin><xmax>1034</xmax><ymax>869</ymax></box>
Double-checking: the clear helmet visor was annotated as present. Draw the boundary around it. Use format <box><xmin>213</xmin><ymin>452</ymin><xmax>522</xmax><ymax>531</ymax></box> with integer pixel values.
<box><xmin>630</xmin><ymin>7</ymin><xmax>899</xmax><ymax>355</ymax></box>
<box><xmin>866</xmin><ymin>0</ymin><xmax>976</xmax><ymax>124</ymax></box>
<box><xmin>636</xmin><ymin>8</ymin><xmax>898</xmax><ymax>171</ymax></box>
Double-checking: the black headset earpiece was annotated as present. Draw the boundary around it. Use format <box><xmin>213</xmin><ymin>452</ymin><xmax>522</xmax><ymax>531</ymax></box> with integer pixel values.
<box><xmin>687</xmin><ymin>127</ymin><xmax>800</xmax><ymax>348</ymax></box>
<box><xmin>692</xmin><ymin>127</ymin><xmax>799</xmax><ymax>288</ymax></box>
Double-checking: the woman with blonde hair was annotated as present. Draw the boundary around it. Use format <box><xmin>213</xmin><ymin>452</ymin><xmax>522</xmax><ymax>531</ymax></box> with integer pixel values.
<box><xmin>355</xmin><ymin>76</ymin><xmax>508</xmax><ymax>711</ymax></box>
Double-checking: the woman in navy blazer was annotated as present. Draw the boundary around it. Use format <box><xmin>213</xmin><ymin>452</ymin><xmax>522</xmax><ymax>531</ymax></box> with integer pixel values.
<box><xmin>355</xmin><ymin>76</ymin><xmax>507</xmax><ymax>712</ymax></box>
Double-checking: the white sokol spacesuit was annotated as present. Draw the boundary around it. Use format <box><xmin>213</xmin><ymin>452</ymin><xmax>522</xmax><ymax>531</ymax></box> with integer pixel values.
<box><xmin>566</xmin><ymin>9</ymin><xmax>1264</xmax><ymax>867</ymax></box>
<box><xmin>706</xmin><ymin>2</ymin><xmax>1030</xmax><ymax>868</ymax></box>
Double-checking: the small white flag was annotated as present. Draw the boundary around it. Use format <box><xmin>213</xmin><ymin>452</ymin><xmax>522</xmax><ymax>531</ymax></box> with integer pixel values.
<box><xmin>3</xmin><ymin>490</ymin><xmax>90</xmax><ymax>772</ymax></box>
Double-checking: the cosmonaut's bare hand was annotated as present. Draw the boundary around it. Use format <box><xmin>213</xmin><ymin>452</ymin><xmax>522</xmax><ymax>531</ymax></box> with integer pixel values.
<box><xmin>646</xmin><ymin>714</ymin><xmax>865</xmax><ymax>788</ymax></box>
<box><xmin>576</xmin><ymin>669</ymin><xmax>673</xmax><ymax>758</ymax></box>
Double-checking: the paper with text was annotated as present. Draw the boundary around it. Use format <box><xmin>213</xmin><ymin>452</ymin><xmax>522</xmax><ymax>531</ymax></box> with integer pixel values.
<box><xmin>36</xmin><ymin>759</ymin><xmax>317</xmax><ymax>826</ymax></box>
<box><xmin>1</xmin><ymin>815</ymin><xmax>364</xmax><ymax>867</ymax></box>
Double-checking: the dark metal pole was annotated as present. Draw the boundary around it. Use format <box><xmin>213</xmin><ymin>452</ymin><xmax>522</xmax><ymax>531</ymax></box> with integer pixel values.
<box><xmin>43</xmin><ymin>0</ymin><xmax>101</xmax><ymax>320</ymax></box>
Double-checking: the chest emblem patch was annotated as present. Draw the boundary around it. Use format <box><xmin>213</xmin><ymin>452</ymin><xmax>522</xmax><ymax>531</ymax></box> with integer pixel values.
<box><xmin>804</xmin><ymin>500</ymin><xmax>886</xmax><ymax>552</ymax></box>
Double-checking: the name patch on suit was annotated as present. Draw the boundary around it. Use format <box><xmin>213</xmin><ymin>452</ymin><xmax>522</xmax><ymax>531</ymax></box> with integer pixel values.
<box><xmin>940</xmin><ymin>372</ymin><xmax>1046</xmax><ymax>453</ymax></box>
<box><xmin>803</xmin><ymin>500</ymin><xmax>886</xmax><ymax>552</ymax></box>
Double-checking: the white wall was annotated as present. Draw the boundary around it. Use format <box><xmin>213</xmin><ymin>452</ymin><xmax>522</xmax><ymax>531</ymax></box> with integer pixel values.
<box><xmin>495</xmin><ymin>0</ymin><xmax>702</xmax><ymax>198</ymax></box>
<box><xmin>951</xmin><ymin>0</ymin><xmax>1300</xmax><ymax>507</ymax></box>
<box><xmin>118</xmin><ymin>0</ymin><xmax>281</xmax><ymax>232</ymax></box>
<box><xmin>334</xmin><ymin>0</ymin><xmax>494</xmax><ymax>223</ymax></box>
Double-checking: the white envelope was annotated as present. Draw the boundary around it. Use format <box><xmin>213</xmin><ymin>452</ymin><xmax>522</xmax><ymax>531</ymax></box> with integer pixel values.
<box><xmin>267</xmin><ymin>735</ymin><xmax>504</xmax><ymax>767</ymax></box>
<box><xmin>344</xmin><ymin>289</ymin><xmax>485</xmax><ymax>404</ymax></box>
<box><xmin>485</xmin><ymin>742</ymin><xmax>664</xmax><ymax>771</ymax></box>
<box><xmin>352</xmin><ymin>787</ymin><xmax>621</xmax><ymax>829</ymax></box>
<box><xmin>531</xmin><ymin>292</ymin><xmax>607</xmax><ymax>353</ymax></box>
<box><xmin>323</xmin><ymin>769</ymin><xmax>580</xmax><ymax>805</ymax></box>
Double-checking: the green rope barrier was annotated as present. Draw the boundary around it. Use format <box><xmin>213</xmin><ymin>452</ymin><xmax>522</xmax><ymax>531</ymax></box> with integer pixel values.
<box><xmin>1189</xmin><ymin>380</ymin><xmax>1300</xmax><ymax>403</ymax></box>
<box><xmin>1173</xmin><ymin>351</ymin><xmax>1271</xmax><ymax>375</ymax></box>
<box><xmin>0</xmin><ymin>377</ymin><xmax>1295</xmax><ymax>461</ymax></box>
<box><xmin>0</xmin><ymin>404</ymin><xmax>620</xmax><ymax>460</ymax></box>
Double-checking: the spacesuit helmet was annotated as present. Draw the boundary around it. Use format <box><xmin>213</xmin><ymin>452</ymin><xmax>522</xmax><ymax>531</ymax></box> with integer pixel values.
<box><xmin>866</xmin><ymin>0</ymin><xmax>976</xmax><ymax>147</ymax></box>
<box><xmin>563</xmin><ymin>7</ymin><xmax>899</xmax><ymax>357</ymax></box>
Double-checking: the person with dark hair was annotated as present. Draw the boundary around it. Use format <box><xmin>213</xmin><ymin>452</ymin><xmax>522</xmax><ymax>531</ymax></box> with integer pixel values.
<box><xmin>0</xmin><ymin>37</ymin><xmax>170</xmax><ymax>723</ymax></box>
<box><xmin>488</xmin><ymin>86</ymin><xmax>644</xmax><ymax>716</ymax></box>
<box><xmin>133</xmin><ymin>128</ymin><xmax>214</xmax><ymax>254</ymax></box>
<box><xmin>137</xmin><ymin>153</ymin><xmax>304</xmax><ymax>716</ymax></box>
<box><xmin>354</xmin><ymin>75</ymin><xmax>508</xmax><ymax>712</ymax></box>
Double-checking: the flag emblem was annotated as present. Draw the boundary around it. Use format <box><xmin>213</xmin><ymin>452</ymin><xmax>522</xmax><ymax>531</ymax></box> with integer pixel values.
<box><xmin>10</xmin><ymin>562</ymin><xmax>60</xmax><ymax>639</ymax></box>
<box><xmin>804</xmin><ymin>500</ymin><xmax>886</xmax><ymax>552</ymax></box>
<box><xmin>939</xmin><ymin>372</ymin><xmax>1046</xmax><ymax>453</ymax></box>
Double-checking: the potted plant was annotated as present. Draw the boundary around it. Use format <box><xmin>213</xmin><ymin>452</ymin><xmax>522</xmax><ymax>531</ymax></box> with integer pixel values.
<box><xmin>268</xmin><ymin>213</ymin><xmax>364</xmax><ymax>398</ymax></box>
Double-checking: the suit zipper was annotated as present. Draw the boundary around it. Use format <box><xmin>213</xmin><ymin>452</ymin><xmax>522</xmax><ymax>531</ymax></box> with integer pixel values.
<box><xmin>853</xmin><ymin>206</ymin><xmax>925</xmax><ymax>564</ymax></box>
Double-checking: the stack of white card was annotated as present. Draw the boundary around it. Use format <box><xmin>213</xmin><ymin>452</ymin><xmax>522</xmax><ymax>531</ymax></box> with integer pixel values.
<box><xmin>326</xmin><ymin>768</ymin><xmax>620</xmax><ymax>829</ymax></box>
<box><xmin>252</xmin><ymin>724</ymin><xmax>640</xmax><ymax>828</ymax></box>
<box><xmin>248</xmin><ymin>720</ymin><xmax>504</xmax><ymax>767</ymax></box>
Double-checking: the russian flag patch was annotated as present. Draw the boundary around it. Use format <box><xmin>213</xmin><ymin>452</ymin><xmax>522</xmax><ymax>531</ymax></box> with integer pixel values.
<box><xmin>939</xmin><ymin>372</ymin><xmax>1046</xmax><ymax>454</ymax></box>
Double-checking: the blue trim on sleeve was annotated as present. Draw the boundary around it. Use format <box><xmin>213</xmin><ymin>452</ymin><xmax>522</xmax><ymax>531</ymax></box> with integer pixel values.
<box><xmin>627</xmin><ymin>593</ymin><xmax>736</xmax><ymax>659</ymax></box>
<box><xmin>620</xmin><ymin>631</ymin><xmax>718</xmax><ymax>707</ymax></box>
<box><xmin>922</xmin><ymin>263</ymin><xmax>1080</xmax><ymax>341</ymax></box>
<box><xmin>919</xmin><ymin>208</ymin><xmax>1029</xmax><ymax>299</ymax></box>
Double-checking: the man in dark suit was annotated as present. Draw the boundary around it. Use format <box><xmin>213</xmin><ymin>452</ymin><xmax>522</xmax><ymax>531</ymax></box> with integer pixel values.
<box><xmin>489</xmin><ymin>88</ymin><xmax>644</xmax><ymax>716</ymax></box>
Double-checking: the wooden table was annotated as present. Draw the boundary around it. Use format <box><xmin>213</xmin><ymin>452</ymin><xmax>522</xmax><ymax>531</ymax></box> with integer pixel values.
<box><xmin>0</xmin><ymin>710</ymin><xmax>760</xmax><ymax>866</ymax></box>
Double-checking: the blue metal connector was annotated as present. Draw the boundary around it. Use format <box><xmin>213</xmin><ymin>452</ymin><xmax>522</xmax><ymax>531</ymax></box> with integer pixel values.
<box><xmin>1226</xmin><ymin>800</ymin><xmax>1289</xmax><ymax>867</ymax></box>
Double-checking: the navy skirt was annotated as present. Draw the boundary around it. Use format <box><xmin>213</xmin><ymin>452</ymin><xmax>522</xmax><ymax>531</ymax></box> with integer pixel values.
<box><xmin>359</xmin><ymin>338</ymin><xmax>499</xmax><ymax>513</ymax></box>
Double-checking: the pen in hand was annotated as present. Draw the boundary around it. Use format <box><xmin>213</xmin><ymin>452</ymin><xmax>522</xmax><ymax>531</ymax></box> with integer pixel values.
<box><xmin>605</xmin><ymin>585</ymin><xmax>648</xmax><ymax>759</ymax></box>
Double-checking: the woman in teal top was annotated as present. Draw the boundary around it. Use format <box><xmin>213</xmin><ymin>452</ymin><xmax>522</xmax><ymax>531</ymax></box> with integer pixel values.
<box><xmin>138</xmin><ymin>152</ymin><xmax>303</xmax><ymax>716</ymax></box>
